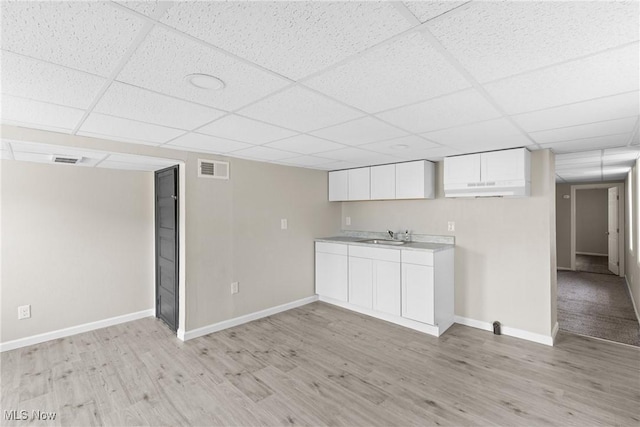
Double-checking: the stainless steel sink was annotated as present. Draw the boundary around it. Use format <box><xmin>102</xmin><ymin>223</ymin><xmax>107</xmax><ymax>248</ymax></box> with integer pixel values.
<box><xmin>357</xmin><ymin>239</ymin><xmax>406</xmax><ymax>246</ymax></box>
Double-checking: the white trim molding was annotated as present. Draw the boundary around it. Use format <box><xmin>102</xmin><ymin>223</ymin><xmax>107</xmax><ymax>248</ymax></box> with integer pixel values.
<box><xmin>454</xmin><ymin>316</ymin><xmax>554</xmax><ymax>347</ymax></box>
<box><xmin>575</xmin><ymin>252</ymin><xmax>608</xmax><ymax>257</ymax></box>
<box><xmin>557</xmin><ymin>267</ymin><xmax>573</xmax><ymax>271</ymax></box>
<box><xmin>182</xmin><ymin>296</ymin><xmax>319</xmax><ymax>341</ymax></box>
<box><xmin>625</xmin><ymin>276</ymin><xmax>640</xmax><ymax>321</ymax></box>
<box><xmin>0</xmin><ymin>309</ymin><xmax>154</xmax><ymax>352</ymax></box>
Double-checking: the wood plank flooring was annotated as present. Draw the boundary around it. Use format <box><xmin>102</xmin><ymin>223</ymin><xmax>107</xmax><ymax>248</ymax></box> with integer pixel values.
<box><xmin>2</xmin><ymin>302</ymin><xmax>639</xmax><ymax>426</ymax></box>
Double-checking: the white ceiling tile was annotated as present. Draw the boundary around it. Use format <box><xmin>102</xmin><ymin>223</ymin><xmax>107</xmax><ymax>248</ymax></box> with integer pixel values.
<box><xmin>485</xmin><ymin>45</ymin><xmax>639</xmax><ymax>115</ymax></box>
<box><xmin>198</xmin><ymin>114</ymin><xmax>296</xmax><ymax>144</ymax></box>
<box><xmin>404</xmin><ymin>1</ymin><xmax>467</xmax><ymax>22</ymax></box>
<box><xmin>229</xmin><ymin>146</ymin><xmax>298</xmax><ymax>162</ymax></box>
<box><xmin>428</xmin><ymin>1</ymin><xmax>639</xmax><ymax>83</ymax></box>
<box><xmin>304</xmin><ymin>31</ymin><xmax>470</xmax><ymax>113</ymax></box>
<box><xmin>160</xmin><ymin>2</ymin><xmax>411</xmax><ymax>80</ymax></box>
<box><xmin>359</xmin><ymin>135</ymin><xmax>439</xmax><ymax>155</ymax></box>
<box><xmin>78</xmin><ymin>113</ymin><xmax>184</xmax><ymax>146</ymax></box>
<box><xmin>513</xmin><ymin>92</ymin><xmax>640</xmax><ymax>133</ymax></box>
<box><xmin>530</xmin><ymin>117</ymin><xmax>638</xmax><ymax>145</ymax></box>
<box><xmin>543</xmin><ymin>134</ymin><xmax>631</xmax><ymax>154</ymax></box>
<box><xmin>1</xmin><ymin>95</ymin><xmax>84</xmax><ymax>132</ymax></box>
<box><xmin>376</xmin><ymin>89</ymin><xmax>502</xmax><ymax>134</ymax></box>
<box><xmin>167</xmin><ymin>133</ymin><xmax>253</xmax><ymax>153</ymax></box>
<box><xmin>1</xmin><ymin>52</ymin><xmax>106</xmax><ymax>109</ymax></box>
<box><xmin>237</xmin><ymin>86</ymin><xmax>363</xmax><ymax>132</ymax></box>
<box><xmin>277</xmin><ymin>156</ymin><xmax>335</xmax><ymax>167</ymax></box>
<box><xmin>94</xmin><ymin>82</ymin><xmax>224</xmax><ymax>131</ymax></box>
<box><xmin>319</xmin><ymin>147</ymin><xmax>402</xmax><ymax>165</ymax></box>
<box><xmin>1</xmin><ymin>2</ymin><xmax>144</xmax><ymax>76</ymax></box>
<box><xmin>315</xmin><ymin>160</ymin><xmax>360</xmax><ymax>170</ymax></box>
<box><xmin>264</xmin><ymin>134</ymin><xmax>346</xmax><ymax>155</ymax></box>
<box><xmin>405</xmin><ymin>145</ymin><xmax>464</xmax><ymax>162</ymax></box>
<box><xmin>310</xmin><ymin>117</ymin><xmax>409</xmax><ymax>146</ymax></box>
<box><xmin>421</xmin><ymin>118</ymin><xmax>531</xmax><ymax>151</ymax></box>
<box><xmin>603</xmin><ymin>147</ymin><xmax>640</xmax><ymax>163</ymax></box>
<box><xmin>116</xmin><ymin>27</ymin><xmax>290</xmax><ymax>110</ymax></box>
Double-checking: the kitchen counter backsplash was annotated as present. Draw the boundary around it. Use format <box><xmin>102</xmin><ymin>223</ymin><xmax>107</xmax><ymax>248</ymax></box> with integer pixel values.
<box><xmin>340</xmin><ymin>230</ymin><xmax>454</xmax><ymax>245</ymax></box>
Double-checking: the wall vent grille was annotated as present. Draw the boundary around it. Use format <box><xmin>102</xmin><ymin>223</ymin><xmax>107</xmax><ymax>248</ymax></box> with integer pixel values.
<box><xmin>198</xmin><ymin>159</ymin><xmax>229</xmax><ymax>180</ymax></box>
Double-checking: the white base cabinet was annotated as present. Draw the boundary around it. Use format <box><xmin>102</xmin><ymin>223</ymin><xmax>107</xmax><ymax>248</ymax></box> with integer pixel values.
<box><xmin>315</xmin><ymin>241</ymin><xmax>454</xmax><ymax>337</ymax></box>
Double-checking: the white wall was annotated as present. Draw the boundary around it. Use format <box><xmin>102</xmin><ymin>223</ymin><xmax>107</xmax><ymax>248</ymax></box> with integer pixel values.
<box><xmin>625</xmin><ymin>162</ymin><xmax>640</xmax><ymax>317</ymax></box>
<box><xmin>342</xmin><ymin>150</ymin><xmax>557</xmax><ymax>337</ymax></box>
<box><xmin>1</xmin><ymin>160</ymin><xmax>154</xmax><ymax>342</ymax></box>
<box><xmin>1</xmin><ymin>125</ymin><xmax>341</xmax><ymax>343</ymax></box>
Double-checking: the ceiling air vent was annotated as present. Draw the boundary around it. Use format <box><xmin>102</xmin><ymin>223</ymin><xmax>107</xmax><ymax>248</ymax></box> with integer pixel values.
<box><xmin>52</xmin><ymin>155</ymin><xmax>82</xmax><ymax>164</ymax></box>
<box><xmin>198</xmin><ymin>159</ymin><xmax>229</xmax><ymax>180</ymax></box>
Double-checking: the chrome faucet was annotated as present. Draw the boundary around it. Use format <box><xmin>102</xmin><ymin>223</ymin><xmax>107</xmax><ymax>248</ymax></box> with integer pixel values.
<box><xmin>387</xmin><ymin>230</ymin><xmax>395</xmax><ymax>240</ymax></box>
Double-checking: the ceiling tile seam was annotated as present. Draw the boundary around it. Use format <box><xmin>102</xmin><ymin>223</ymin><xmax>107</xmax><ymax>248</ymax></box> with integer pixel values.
<box><xmin>508</xmin><ymin>89</ymin><xmax>640</xmax><ymax>118</ymax></box>
<box><xmin>417</xmin><ymin>27</ymin><xmax>542</xmax><ymax>150</ymax></box>
<box><xmin>107</xmin><ymin>1</ymin><xmax>296</xmax><ymax>84</ymax></box>
<box><xmin>94</xmin><ymin>154</ymin><xmax>111</xmax><ymax>168</ymax></box>
<box><xmin>0</xmin><ymin>49</ymin><xmax>111</xmax><ymax>81</ymax></box>
<box><xmin>529</xmin><ymin>115</ymin><xmax>640</xmax><ymax>135</ymax></box>
<box><xmin>81</xmin><ymin>110</ymin><xmax>197</xmax><ymax>133</ymax></box>
<box><xmin>370</xmin><ymin>87</ymin><xmax>471</xmax><ymax>116</ymax></box>
<box><xmin>479</xmin><ymin>40</ymin><xmax>640</xmax><ymax>86</ymax></box>
<box><xmin>1</xmin><ymin>120</ymin><xmax>74</xmax><ymax>134</ymax></box>
<box><xmin>70</xmin><ymin>15</ymin><xmax>164</xmax><ymax>135</ymax></box>
<box><xmin>75</xmin><ymin>130</ymin><xmax>165</xmax><ymax>147</ymax></box>
<box><xmin>390</xmin><ymin>3</ymin><xmax>542</xmax><ymax>149</ymax></box>
<box><xmin>0</xmin><ymin>93</ymin><xmax>87</xmax><ymax>112</ymax></box>
<box><xmin>422</xmin><ymin>1</ymin><xmax>475</xmax><ymax>24</ymax></box>
<box><xmin>626</xmin><ymin>118</ymin><xmax>640</xmax><ymax>146</ymax></box>
<box><xmin>538</xmin><ymin>131</ymin><xmax>635</xmax><ymax>146</ymax></box>
<box><xmin>109</xmin><ymin>79</ymin><xmax>230</xmax><ymax>113</ymax></box>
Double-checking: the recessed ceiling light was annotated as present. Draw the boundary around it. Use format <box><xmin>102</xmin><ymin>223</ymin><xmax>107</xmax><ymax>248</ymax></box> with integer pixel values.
<box><xmin>392</xmin><ymin>144</ymin><xmax>410</xmax><ymax>150</ymax></box>
<box><xmin>185</xmin><ymin>73</ymin><xmax>225</xmax><ymax>90</ymax></box>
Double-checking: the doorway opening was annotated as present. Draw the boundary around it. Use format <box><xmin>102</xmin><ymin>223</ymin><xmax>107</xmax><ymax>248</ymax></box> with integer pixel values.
<box><xmin>573</xmin><ymin>187</ymin><xmax>615</xmax><ymax>275</ymax></box>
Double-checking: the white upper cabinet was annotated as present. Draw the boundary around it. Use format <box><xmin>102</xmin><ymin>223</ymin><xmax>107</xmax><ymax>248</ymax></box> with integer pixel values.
<box><xmin>443</xmin><ymin>153</ymin><xmax>481</xmax><ymax>185</ymax></box>
<box><xmin>444</xmin><ymin>148</ymin><xmax>530</xmax><ymax>198</ymax></box>
<box><xmin>348</xmin><ymin>167</ymin><xmax>371</xmax><ymax>201</ymax></box>
<box><xmin>370</xmin><ymin>164</ymin><xmax>396</xmax><ymax>200</ymax></box>
<box><xmin>396</xmin><ymin>160</ymin><xmax>435</xmax><ymax>199</ymax></box>
<box><xmin>328</xmin><ymin>169</ymin><xmax>348</xmax><ymax>201</ymax></box>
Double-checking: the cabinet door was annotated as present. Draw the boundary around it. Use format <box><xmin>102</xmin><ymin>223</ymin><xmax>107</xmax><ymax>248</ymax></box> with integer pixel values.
<box><xmin>370</xmin><ymin>164</ymin><xmax>395</xmax><ymax>200</ymax></box>
<box><xmin>396</xmin><ymin>160</ymin><xmax>426</xmax><ymax>199</ymax></box>
<box><xmin>444</xmin><ymin>154</ymin><xmax>481</xmax><ymax>185</ymax></box>
<box><xmin>348</xmin><ymin>167</ymin><xmax>370</xmax><ymax>201</ymax></box>
<box><xmin>349</xmin><ymin>256</ymin><xmax>373</xmax><ymax>309</ymax></box>
<box><xmin>316</xmin><ymin>252</ymin><xmax>347</xmax><ymax>301</ymax></box>
<box><xmin>328</xmin><ymin>170</ymin><xmax>348</xmax><ymax>201</ymax></box>
<box><xmin>373</xmin><ymin>260</ymin><xmax>401</xmax><ymax>316</ymax></box>
<box><xmin>481</xmin><ymin>148</ymin><xmax>526</xmax><ymax>183</ymax></box>
<box><xmin>402</xmin><ymin>263</ymin><xmax>434</xmax><ymax>324</ymax></box>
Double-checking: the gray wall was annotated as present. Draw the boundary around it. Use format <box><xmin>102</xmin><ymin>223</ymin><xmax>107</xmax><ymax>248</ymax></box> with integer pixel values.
<box><xmin>575</xmin><ymin>188</ymin><xmax>608</xmax><ymax>255</ymax></box>
<box><xmin>1</xmin><ymin>125</ymin><xmax>341</xmax><ymax>342</ymax></box>
<box><xmin>342</xmin><ymin>150</ymin><xmax>557</xmax><ymax>336</ymax></box>
<box><xmin>556</xmin><ymin>184</ymin><xmax>572</xmax><ymax>269</ymax></box>
<box><xmin>1</xmin><ymin>160</ymin><xmax>154</xmax><ymax>342</ymax></box>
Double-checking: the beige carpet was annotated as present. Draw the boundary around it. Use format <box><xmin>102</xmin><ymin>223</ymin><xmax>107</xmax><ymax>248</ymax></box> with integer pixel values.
<box><xmin>557</xmin><ymin>270</ymin><xmax>639</xmax><ymax>347</ymax></box>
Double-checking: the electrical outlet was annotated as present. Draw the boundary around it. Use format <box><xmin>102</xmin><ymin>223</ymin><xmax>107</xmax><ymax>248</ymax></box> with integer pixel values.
<box><xmin>231</xmin><ymin>282</ymin><xmax>239</xmax><ymax>294</ymax></box>
<box><xmin>447</xmin><ymin>221</ymin><xmax>455</xmax><ymax>232</ymax></box>
<box><xmin>18</xmin><ymin>305</ymin><xmax>30</xmax><ymax>320</ymax></box>
<box><xmin>280</xmin><ymin>218</ymin><xmax>288</xmax><ymax>230</ymax></box>
<box><xmin>345</xmin><ymin>216</ymin><xmax>351</xmax><ymax>226</ymax></box>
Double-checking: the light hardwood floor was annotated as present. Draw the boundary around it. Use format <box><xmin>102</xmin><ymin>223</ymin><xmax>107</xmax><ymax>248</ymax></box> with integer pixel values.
<box><xmin>2</xmin><ymin>302</ymin><xmax>639</xmax><ymax>426</ymax></box>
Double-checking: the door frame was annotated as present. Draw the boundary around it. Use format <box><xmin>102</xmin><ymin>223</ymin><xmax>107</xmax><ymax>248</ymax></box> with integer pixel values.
<box><xmin>570</xmin><ymin>182</ymin><xmax>625</xmax><ymax>276</ymax></box>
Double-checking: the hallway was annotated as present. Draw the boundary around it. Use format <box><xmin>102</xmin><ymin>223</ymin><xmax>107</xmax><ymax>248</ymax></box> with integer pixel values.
<box><xmin>557</xmin><ymin>270</ymin><xmax>640</xmax><ymax>347</ymax></box>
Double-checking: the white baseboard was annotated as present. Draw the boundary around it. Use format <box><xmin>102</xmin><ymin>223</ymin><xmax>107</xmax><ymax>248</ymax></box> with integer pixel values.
<box><xmin>0</xmin><ymin>309</ymin><xmax>154</xmax><ymax>352</ymax></box>
<box><xmin>575</xmin><ymin>252</ymin><xmax>608</xmax><ymax>257</ymax></box>
<box><xmin>557</xmin><ymin>267</ymin><xmax>573</xmax><ymax>271</ymax></box>
<box><xmin>624</xmin><ymin>276</ymin><xmax>640</xmax><ymax>321</ymax></box>
<box><xmin>454</xmin><ymin>315</ymin><xmax>554</xmax><ymax>346</ymax></box>
<box><xmin>182</xmin><ymin>296</ymin><xmax>319</xmax><ymax>341</ymax></box>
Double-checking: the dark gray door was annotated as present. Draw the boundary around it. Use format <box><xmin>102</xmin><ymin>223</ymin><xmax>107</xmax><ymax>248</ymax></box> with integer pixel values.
<box><xmin>155</xmin><ymin>166</ymin><xmax>179</xmax><ymax>332</ymax></box>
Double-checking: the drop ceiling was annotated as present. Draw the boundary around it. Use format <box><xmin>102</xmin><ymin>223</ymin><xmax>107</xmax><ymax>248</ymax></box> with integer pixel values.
<box><xmin>1</xmin><ymin>1</ymin><xmax>638</xmax><ymax>181</ymax></box>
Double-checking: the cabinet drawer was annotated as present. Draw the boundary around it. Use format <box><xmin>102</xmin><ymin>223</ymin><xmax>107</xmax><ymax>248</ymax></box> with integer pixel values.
<box><xmin>316</xmin><ymin>242</ymin><xmax>348</xmax><ymax>255</ymax></box>
<box><xmin>349</xmin><ymin>245</ymin><xmax>400</xmax><ymax>262</ymax></box>
<box><xmin>401</xmin><ymin>250</ymin><xmax>433</xmax><ymax>266</ymax></box>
